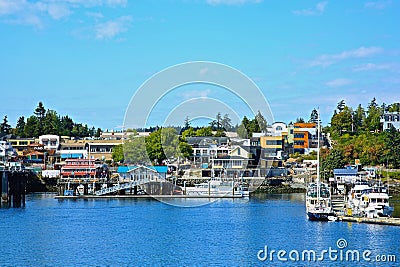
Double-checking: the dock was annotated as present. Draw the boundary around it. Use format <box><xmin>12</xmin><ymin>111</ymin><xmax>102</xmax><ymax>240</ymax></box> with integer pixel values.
<box><xmin>55</xmin><ymin>195</ymin><xmax>245</xmax><ymax>200</ymax></box>
<box><xmin>338</xmin><ymin>216</ymin><xmax>400</xmax><ymax>226</ymax></box>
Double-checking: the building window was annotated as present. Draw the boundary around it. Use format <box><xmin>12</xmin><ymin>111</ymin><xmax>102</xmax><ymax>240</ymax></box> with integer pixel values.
<box><xmin>276</xmin><ymin>126</ymin><xmax>282</xmax><ymax>131</ymax></box>
<box><xmin>294</xmin><ymin>133</ymin><xmax>304</xmax><ymax>138</ymax></box>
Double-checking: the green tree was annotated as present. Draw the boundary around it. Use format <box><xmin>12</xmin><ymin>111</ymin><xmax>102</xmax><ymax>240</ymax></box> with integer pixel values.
<box><xmin>124</xmin><ymin>136</ymin><xmax>151</xmax><ymax>164</ymax></box>
<box><xmin>309</xmin><ymin>108</ymin><xmax>319</xmax><ymax>123</ymax></box>
<box><xmin>24</xmin><ymin>115</ymin><xmax>39</xmax><ymax>137</ymax></box>
<box><xmin>321</xmin><ymin>148</ymin><xmax>345</xmax><ymax>177</ymax></box>
<box><xmin>296</xmin><ymin>117</ymin><xmax>305</xmax><ymax>123</ymax></box>
<box><xmin>237</xmin><ymin>123</ymin><xmax>247</xmax><ymax>138</ymax></box>
<box><xmin>112</xmin><ymin>144</ymin><xmax>124</xmax><ymax>163</ymax></box>
<box><xmin>384</xmin><ymin>126</ymin><xmax>400</xmax><ymax>168</ymax></box>
<box><xmin>255</xmin><ymin>110</ymin><xmax>268</xmax><ymax>133</ymax></box>
<box><xmin>95</xmin><ymin>128</ymin><xmax>102</xmax><ymax>138</ymax></box>
<box><xmin>60</xmin><ymin>115</ymin><xmax>74</xmax><ymax>136</ymax></box>
<box><xmin>196</xmin><ymin>126</ymin><xmax>213</xmax><ymax>137</ymax></box>
<box><xmin>0</xmin><ymin>115</ymin><xmax>11</xmax><ymax>134</ymax></box>
<box><xmin>43</xmin><ymin>110</ymin><xmax>60</xmax><ymax>135</ymax></box>
<box><xmin>330</xmin><ymin>106</ymin><xmax>353</xmax><ymax>135</ymax></box>
<box><xmin>145</xmin><ymin>129</ymin><xmax>166</xmax><ymax>164</ymax></box>
<box><xmin>353</xmin><ymin>104</ymin><xmax>365</xmax><ymax>132</ymax></box>
<box><xmin>34</xmin><ymin>102</ymin><xmax>46</xmax><ymax>135</ymax></box>
<box><xmin>181</xmin><ymin>127</ymin><xmax>196</xmax><ymax>139</ymax></box>
<box><xmin>364</xmin><ymin>98</ymin><xmax>382</xmax><ymax>132</ymax></box>
<box><xmin>337</xmin><ymin>99</ymin><xmax>345</xmax><ymax>112</ymax></box>
<box><xmin>183</xmin><ymin>116</ymin><xmax>190</xmax><ymax>129</ymax></box>
<box><xmin>221</xmin><ymin>113</ymin><xmax>232</xmax><ymax>131</ymax></box>
<box><xmin>15</xmin><ymin>116</ymin><xmax>26</xmax><ymax>137</ymax></box>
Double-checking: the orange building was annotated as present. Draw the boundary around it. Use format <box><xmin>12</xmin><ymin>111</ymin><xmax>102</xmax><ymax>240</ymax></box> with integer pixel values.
<box><xmin>293</xmin><ymin>122</ymin><xmax>317</xmax><ymax>154</ymax></box>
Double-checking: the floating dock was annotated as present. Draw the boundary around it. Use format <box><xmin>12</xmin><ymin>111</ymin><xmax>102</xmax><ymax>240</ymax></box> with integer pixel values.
<box><xmin>338</xmin><ymin>216</ymin><xmax>400</xmax><ymax>226</ymax></box>
<box><xmin>55</xmin><ymin>194</ymin><xmax>245</xmax><ymax>199</ymax></box>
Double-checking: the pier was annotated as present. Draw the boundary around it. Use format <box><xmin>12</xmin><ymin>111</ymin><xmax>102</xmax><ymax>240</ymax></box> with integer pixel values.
<box><xmin>338</xmin><ymin>216</ymin><xmax>400</xmax><ymax>226</ymax></box>
<box><xmin>1</xmin><ymin>170</ymin><xmax>28</xmax><ymax>208</ymax></box>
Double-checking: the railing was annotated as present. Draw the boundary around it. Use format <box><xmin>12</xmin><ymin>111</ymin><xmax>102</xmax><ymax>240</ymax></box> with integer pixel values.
<box><xmin>95</xmin><ymin>176</ymin><xmax>166</xmax><ymax>196</ymax></box>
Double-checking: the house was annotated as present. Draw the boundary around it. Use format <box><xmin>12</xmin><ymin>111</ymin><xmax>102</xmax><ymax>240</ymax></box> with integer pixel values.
<box><xmin>333</xmin><ymin>168</ymin><xmax>358</xmax><ymax>184</ymax></box>
<box><xmin>7</xmin><ymin>137</ymin><xmax>36</xmax><ymax>156</ymax></box>
<box><xmin>381</xmin><ymin>112</ymin><xmax>400</xmax><ymax>131</ymax></box>
<box><xmin>39</xmin><ymin>135</ymin><xmax>60</xmax><ymax>150</ymax></box>
<box><xmin>117</xmin><ymin>165</ymin><xmax>168</xmax><ymax>182</ymax></box>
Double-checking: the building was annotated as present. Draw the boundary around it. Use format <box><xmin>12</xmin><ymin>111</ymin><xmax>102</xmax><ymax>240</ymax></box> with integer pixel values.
<box><xmin>293</xmin><ymin>122</ymin><xmax>318</xmax><ymax>154</ymax></box>
<box><xmin>60</xmin><ymin>158</ymin><xmax>108</xmax><ymax>178</ymax></box>
<box><xmin>86</xmin><ymin>140</ymin><xmax>123</xmax><ymax>161</ymax></box>
<box><xmin>57</xmin><ymin>142</ymin><xmax>88</xmax><ymax>160</ymax></box>
<box><xmin>39</xmin><ymin>135</ymin><xmax>60</xmax><ymax>150</ymax></box>
<box><xmin>7</xmin><ymin>137</ymin><xmax>36</xmax><ymax>156</ymax></box>
<box><xmin>381</xmin><ymin>112</ymin><xmax>400</xmax><ymax>131</ymax></box>
<box><xmin>117</xmin><ymin>165</ymin><xmax>168</xmax><ymax>182</ymax></box>
<box><xmin>260</xmin><ymin>135</ymin><xmax>284</xmax><ymax>158</ymax></box>
<box><xmin>333</xmin><ymin>168</ymin><xmax>358</xmax><ymax>184</ymax></box>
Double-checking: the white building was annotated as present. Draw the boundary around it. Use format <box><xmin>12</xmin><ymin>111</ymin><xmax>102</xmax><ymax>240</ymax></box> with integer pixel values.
<box><xmin>39</xmin><ymin>135</ymin><xmax>60</xmax><ymax>150</ymax></box>
<box><xmin>381</xmin><ymin>112</ymin><xmax>400</xmax><ymax>131</ymax></box>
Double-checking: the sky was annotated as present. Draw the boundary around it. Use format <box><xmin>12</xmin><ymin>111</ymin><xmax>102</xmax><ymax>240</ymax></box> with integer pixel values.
<box><xmin>0</xmin><ymin>0</ymin><xmax>399</xmax><ymax>131</ymax></box>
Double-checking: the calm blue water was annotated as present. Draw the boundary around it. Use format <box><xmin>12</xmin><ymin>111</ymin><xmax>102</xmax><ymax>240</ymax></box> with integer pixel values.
<box><xmin>1</xmin><ymin>193</ymin><xmax>399</xmax><ymax>266</ymax></box>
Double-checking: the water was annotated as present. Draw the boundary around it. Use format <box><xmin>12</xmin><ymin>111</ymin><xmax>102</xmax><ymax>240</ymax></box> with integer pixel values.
<box><xmin>1</xmin><ymin>193</ymin><xmax>399</xmax><ymax>266</ymax></box>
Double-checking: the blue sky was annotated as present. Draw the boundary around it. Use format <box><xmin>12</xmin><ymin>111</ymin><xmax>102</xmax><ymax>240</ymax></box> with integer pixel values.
<box><xmin>0</xmin><ymin>0</ymin><xmax>399</xmax><ymax>130</ymax></box>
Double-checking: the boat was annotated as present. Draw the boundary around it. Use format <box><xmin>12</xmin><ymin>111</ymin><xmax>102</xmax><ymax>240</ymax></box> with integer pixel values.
<box><xmin>305</xmin><ymin>108</ymin><xmax>335</xmax><ymax>221</ymax></box>
<box><xmin>354</xmin><ymin>182</ymin><xmax>394</xmax><ymax>218</ymax></box>
<box><xmin>184</xmin><ymin>177</ymin><xmax>249</xmax><ymax>197</ymax></box>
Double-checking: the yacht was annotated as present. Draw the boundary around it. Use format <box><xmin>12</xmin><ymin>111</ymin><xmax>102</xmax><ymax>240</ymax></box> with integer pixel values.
<box><xmin>305</xmin><ymin>108</ymin><xmax>335</xmax><ymax>221</ymax></box>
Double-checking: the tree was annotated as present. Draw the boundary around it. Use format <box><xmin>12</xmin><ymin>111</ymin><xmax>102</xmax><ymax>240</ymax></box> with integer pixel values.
<box><xmin>330</xmin><ymin>106</ymin><xmax>353</xmax><ymax>135</ymax></box>
<box><xmin>296</xmin><ymin>117</ymin><xmax>305</xmax><ymax>123</ymax></box>
<box><xmin>34</xmin><ymin>102</ymin><xmax>46</xmax><ymax>135</ymax></box>
<box><xmin>309</xmin><ymin>108</ymin><xmax>318</xmax><ymax>124</ymax></box>
<box><xmin>43</xmin><ymin>110</ymin><xmax>60</xmax><ymax>135</ymax></box>
<box><xmin>112</xmin><ymin>144</ymin><xmax>124</xmax><ymax>163</ymax></box>
<box><xmin>145</xmin><ymin>129</ymin><xmax>167</xmax><ymax>164</ymax></box>
<box><xmin>215</xmin><ymin>112</ymin><xmax>222</xmax><ymax>130</ymax></box>
<box><xmin>384</xmin><ymin>126</ymin><xmax>400</xmax><ymax>168</ymax></box>
<box><xmin>221</xmin><ymin>113</ymin><xmax>232</xmax><ymax>131</ymax></box>
<box><xmin>353</xmin><ymin>104</ymin><xmax>365</xmax><ymax>132</ymax></box>
<box><xmin>15</xmin><ymin>116</ymin><xmax>26</xmax><ymax>137</ymax></box>
<box><xmin>337</xmin><ymin>99</ymin><xmax>346</xmax><ymax>112</ymax></box>
<box><xmin>24</xmin><ymin>115</ymin><xmax>39</xmax><ymax>137</ymax></box>
<box><xmin>196</xmin><ymin>126</ymin><xmax>213</xmax><ymax>137</ymax></box>
<box><xmin>237</xmin><ymin>123</ymin><xmax>247</xmax><ymax>138</ymax></box>
<box><xmin>60</xmin><ymin>115</ymin><xmax>74</xmax><ymax>136</ymax></box>
<box><xmin>0</xmin><ymin>115</ymin><xmax>11</xmax><ymax>134</ymax></box>
<box><xmin>364</xmin><ymin>98</ymin><xmax>382</xmax><ymax>132</ymax></box>
<box><xmin>321</xmin><ymin>148</ymin><xmax>345</xmax><ymax>177</ymax></box>
<box><xmin>95</xmin><ymin>128</ymin><xmax>102</xmax><ymax>138</ymax></box>
<box><xmin>181</xmin><ymin>127</ymin><xmax>196</xmax><ymax>139</ymax></box>
<box><xmin>183</xmin><ymin>116</ymin><xmax>190</xmax><ymax>129</ymax></box>
<box><xmin>124</xmin><ymin>136</ymin><xmax>151</xmax><ymax>164</ymax></box>
<box><xmin>255</xmin><ymin>110</ymin><xmax>268</xmax><ymax>133</ymax></box>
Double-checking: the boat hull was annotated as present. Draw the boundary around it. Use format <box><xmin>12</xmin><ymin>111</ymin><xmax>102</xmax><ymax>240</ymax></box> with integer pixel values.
<box><xmin>307</xmin><ymin>211</ymin><xmax>335</xmax><ymax>221</ymax></box>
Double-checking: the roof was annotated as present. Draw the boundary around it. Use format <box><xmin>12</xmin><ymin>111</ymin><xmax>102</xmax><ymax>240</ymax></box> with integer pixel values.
<box><xmin>333</xmin><ymin>168</ymin><xmax>358</xmax><ymax>175</ymax></box>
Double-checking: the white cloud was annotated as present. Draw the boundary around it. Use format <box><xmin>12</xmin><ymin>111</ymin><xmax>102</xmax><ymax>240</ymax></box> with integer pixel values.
<box><xmin>0</xmin><ymin>0</ymin><xmax>127</xmax><ymax>28</ymax></box>
<box><xmin>326</xmin><ymin>78</ymin><xmax>352</xmax><ymax>87</ymax></box>
<box><xmin>292</xmin><ymin>1</ymin><xmax>328</xmax><ymax>16</ymax></box>
<box><xmin>353</xmin><ymin>63</ymin><xmax>392</xmax><ymax>71</ymax></box>
<box><xmin>206</xmin><ymin>0</ymin><xmax>262</xmax><ymax>6</ymax></box>
<box><xmin>310</xmin><ymin>46</ymin><xmax>384</xmax><ymax>67</ymax></box>
<box><xmin>180</xmin><ymin>89</ymin><xmax>212</xmax><ymax>100</ymax></box>
<box><xmin>365</xmin><ymin>1</ymin><xmax>391</xmax><ymax>9</ymax></box>
<box><xmin>94</xmin><ymin>16</ymin><xmax>132</xmax><ymax>40</ymax></box>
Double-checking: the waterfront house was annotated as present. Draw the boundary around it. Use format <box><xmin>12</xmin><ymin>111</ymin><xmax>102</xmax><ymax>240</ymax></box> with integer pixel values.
<box><xmin>117</xmin><ymin>165</ymin><xmax>168</xmax><ymax>182</ymax></box>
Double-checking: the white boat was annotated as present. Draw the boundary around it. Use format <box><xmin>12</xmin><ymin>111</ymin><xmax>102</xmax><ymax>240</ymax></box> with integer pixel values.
<box><xmin>185</xmin><ymin>178</ymin><xmax>249</xmax><ymax>197</ymax></box>
<box><xmin>353</xmin><ymin>184</ymin><xmax>393</xmax><ymax>218</ymax></box>
<box><xmin>306</xmin><ymin>108</ymin><xmax>335</xmax><ymax>221</ymax></box>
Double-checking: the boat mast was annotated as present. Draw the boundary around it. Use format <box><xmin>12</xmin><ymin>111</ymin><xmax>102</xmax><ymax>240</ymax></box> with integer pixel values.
<box><xmin>316</xmin><ymin>108</ymin><xmax>321</xmax><ymax>201</ymax></box>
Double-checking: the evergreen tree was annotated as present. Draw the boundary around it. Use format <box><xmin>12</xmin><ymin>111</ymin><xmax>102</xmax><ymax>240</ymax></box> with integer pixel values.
<box><xmin>184</xmin><ymin>116</ymin><xmax>190</xmax><ymax>129</ymax></box>
<box><xmin>43</xmin><ymin>110</ymin><xmax>60</xmax><ymax>135</ymax></box>
<box><xmin>309</xmin><ymin>108</ymin><xmax>319</xmax><ymax>123</ymax></box>
<box><xmin>15</xmin><ymin>116</ymin><xmax>26</xmax><ymax>137</ymax></box>
<box><xmin>337</xmin><ymin>99</ymin><xmax>346</xmax><ymax>112</ymax></box>
<box><xmin>34</xmin><ymin>102</ymin><xmax>46</xmax><ymax>135</ymax></box>
<box><xmin>353</xmin><ymin>104</ymin><xmax>365</xmax><ymax>132</ymax></box>
<box><xmin>255</xmin><ymin>110</ymin><xmax>268</xmax><ymax>133</ymax></box>
<box><xmin>24</xmin><ymin>116</ymin><xmax>39</xmax><ymax>137</ymax></box>
<box><xmin>0</xmin><ymin>115</ymin><xmax>11</xmax><ymax>134</ymax></box>
<box><xmin>364</xmin><ymin>97</ymin><xmax>382</xmax><ymax>132</ymax></box>
<box><xmin>221</xmin><ymin>113</ymin><xmax>232</xmax><ymax>131</ymax></box>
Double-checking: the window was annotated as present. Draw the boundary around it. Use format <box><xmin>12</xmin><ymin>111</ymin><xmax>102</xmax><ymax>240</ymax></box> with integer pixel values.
<box><xmin>276</xmin><ymin>126</ymin><xmax>282</xmax><ymax>131</ymax></box>
<box><xmin>294</xmin><ymin>133</ymin><xmax>304</xmax><ymax>139</ymax></box>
